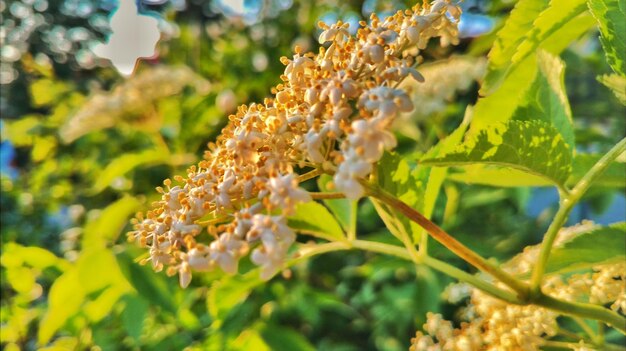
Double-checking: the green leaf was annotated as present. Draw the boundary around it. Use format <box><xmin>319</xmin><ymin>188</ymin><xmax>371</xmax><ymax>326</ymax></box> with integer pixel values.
<box><xmin>288</xmin><ymin>201</ymin><xmax>345</xmax><ymax>241</ymax></box>
<box><xmin>83</xmin><ymin>284</ymin><xmax>128</xmax><ymax>322</ymax></box>
<box><xmin>317</xmin><ymin>174</ymin><xmax>356</xmax><ymax>235</ymax></box>
<box><xmin>447</xmin><ymin>166</ymin><xmax>552</xmax><ymax>187</ymax></box>
<box><xmin>77</xmin><ymin>250</ymin><xmax>131</xmax><ymax>294</ymax></box>
<box><xmin>473</xmin><ymin>8</ymin><xmax>595</xmax><ymax>131</ymax></box>
<box><xmin>207</xmin><ymin>270</ymin><xmax>264</xmax><ymax>321</ymax></box>
<box><xmin>1</xmin><ymin>243</ymin><xmax>69</xmax><ymax>270</ymax></box>
<box><xmin>482</xmin><ymin>0</ymin><xmax>548</xmax><ymax>94</ymax></box>
<box><xmin>598</xmin><ymin>74</ymin><xmax>626</xmax><ymax>104</ymax></box>
<box><xmin>482</xmin><ymin>0</ymin><xmax>591</xmax><ymax>94</ymax></box>
<box><xmin>545</xmin><ymin>222</ymin><xmax>626</xmax><ymax>274</ymax></box>
<box><xmin>446</xmin><ymin>153</ymin><xmax>626</xmax><ymax>188</ymax></box>
<box><xmin>90</xmin><ymin>150</ymin><xmax>171</xmax><ymax>194</ymax></box>
<box><xmin>3</xmin><ymin>116</ymin><xmax>40</xmax><ymax>147</ymax></box>
<box><xmin>38</xmin><ymin>268</ymin><xmax>85</xmax><ymax>345</ymax></box>
<box><xmin>512</xmin><ymin>50</ymin><xmax>575</xmax><ymax>150</ymax></box>
<box><xmin>31</xmin><ymin>136</ymin><xmax>57</xmax><ymax>163</ymax></box>
<box><xmin>82</xmin><ymin>196</ymin><xmax>142</xmax><ymax>249</ymax></box>
<box><xmin>116</xmin><ymin>250</ymin><xmax>178</xmax><ymax>314</ymax></box>
<box><xmin>374</xmin><ymin>152</ymin><xmax>423</xmax><ymax>242</ymax></box>
<box><xmin>421</xmin><ymin>120</ymin><xmax>573</xmax><ymax>188</ymax></box>
<box><xmin>230</xmin><ymin>329</ymin><xmax>271</xmax><ymax>351</ymax></box>
<box><xmin>588</xmin><ymin>0</ymin><xmax>626</xmax><ymax>76</ymax></box>
<box><xmin>121</xmin><ymin>294</ymin><xmax>149</xmax><ymax>344</ymax></box>
<box><xmin>259</xmin><ymin>325</ymin><xmax>316</xmax><ymax>351</ymax></box>
<box><xmin>571</xmin><ymin>153</ymin><xmax>626</xmax><ymax>188</ymax></box>
<box><xmin>411</xmin><ymin>108</ymin><xmax>471</xmax><ymax>241</ymax></box>
<box><xmin>29</xmin><ymin>79</ymin><xmax>69</xmax><ymax>107</ymax></box>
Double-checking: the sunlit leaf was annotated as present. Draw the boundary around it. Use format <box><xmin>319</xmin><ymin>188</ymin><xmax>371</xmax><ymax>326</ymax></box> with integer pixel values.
<box><xmin>30</xmin><ymin>79</ymin><xmax>69</xmax><ymax>107</ymax></box>
<box><xmin>90</xmin><ymin>150</ymin><xmax>172</xmax><ymax>194</ymax></box>
<box><xmin>82</xmin><ymin>196</ymin><xmax>142</xmax><ymax>248</ymax></box>
<box><xmin>288</xmin><ymin>201</ymin><xmax>345</xmax><ymax>241</ymax></box>
<box><xmin>588</xmin><ymin>0</ymin><xmax>626</xmax><ymax>76</ymax></box>
<box><xmin>1</xmin><ymin>243</ymin><xmax>68</xmax><ymax>270</ymax></box>
<box><xmin>77</xmin><ymin>250</ymin><xmax>131</xmax><ymax>294</ymax></box>
<box><xmin>230</xmin><ymin>329</ymin><xmax>271</xmax><ymax>351</ymax></box>
<box><xmin>412</xmin><ymin>108</ymin><xmax>471</xmax><ymax>242</ymax></box>
<box><xmin>5</xmin><ymin>266</ymin><xmax>36</xmax><ymax>294</ymax></box>
<box><xmin>374</xmin><ymin>152</ymin><xmax>423</xmax><ymax>243</ymax></box>
<box><xmin>31</xmin><ymin>136</ymin><xmax>57</xmax><ymax>163</ymax></box>
<box><xmin>482</xmin><ymin>0</ymin><xmax>591</xmax><ymax>94</ymax></box>
<box><xmin>447</xmin><ymin>166</ymin><xmax>552</xmax><ymax>187</ymax></box>
<box><xmin>598</xmin><ymin>74</ymin><xmax>626</xmax><ymax>104</ymax></box>
<box><xmin>83</xmin><ymin>285</ymin><xmax>129</xmax><ymax>322</ymax></box>
<box><xmin>421</xmin><ymin>120</ymin><xmax>573</xmax><ymax>188</ymax></box>
<box><xmin>446</xmin><ymin>153</ymin><xmax>625</xmax><ymax>188</ymax></box>
<box><xmin>317</xmin><ymin>174</ymin><xmax>356</xmax><ymax>235</ymax></box>
<box><xmin>38</xmin><ymin>337</ymin><xmax>79</xmax><ymax>351</ymax></box>
<box><xmin>38</xmin><ymin>268</ymin><xmax>85</xmax><ymax>345</ymax></box>
<box><xmin>3</xmin><ymin>116</ymin><xmax>40</xmax><ymax>147</ymax></box>
<box><xmin>511</xmin><ymin>50</ymin><xmax>575</xmax><ymax>150</ymax></box>
<box><xmin>473</xmin><ymin>9</ymin><xmax>595</xmax><ymax>131</ymax></box>
<box><xmin>482</xmin><ymin>0</ymin><xmax>547</xmax><ymax>94</ymax></box>
<box><xmin>207</xmin><ymin>270</ymin><xmax>264</xmax><ymax>321</ymax></box>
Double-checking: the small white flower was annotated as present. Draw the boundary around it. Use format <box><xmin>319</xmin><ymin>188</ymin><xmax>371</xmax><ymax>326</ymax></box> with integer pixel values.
<box><xmin>304</xmin><ymin>129</ymin><xmax>326</xmax><ymax>163</ymax></box>
<box><xmin>147</xmin><ymin>239</ymin><xmax>173</xmax><ymax>272</ymax></box>
<box><xmin>251</xmin><ymin>244</ymin><xmax>288</xmax><ymax>280</ymax></box>
<box><xmin>360</xmin><ymin>42</ymin><xmax>385</xmax><ymax>64</ymax></box>
<box><xmin>248</xmin><ymin>214</ymin><xmax>295</xmax><ymax>251</ymax></box>
<box><xmin>187</xmin><ymin>246</ymin><xmax>212</xmax><ymax>271</ymax></box>
<box><xmin>178</xmin><ymin>260</ymin><xmax>192</xmax><ymax>288</ymax></box>
<box><xmin>348</xmin><ymin>119</ymin><xmax>397</xmax><ymax>162</ymax></box>
<box><xmin>209</xmin><ymin>233</ymin><xmax>248</xmax><ymax>274</ymax></box>
<box><xmin>266</xmin><ymin>173</ymin><xmax>311</xmax><ymax>214</ymax></box>
<box><xmin>358</xmin><ymin>86</ymin><xmax>414</xmax><ymax>119</ymax></box>
<box><xmin>283</xmin><ymin>53</ymin><xmax>315</xmax><ymax>84</ymax></box>
<box><xmin>333</xmin><ymin>152</ymin><xmax>373</xmax><ymax>199</ymax></box>
<box><xmin>319</xmin><ymin>75</ymin><xmax>358</xmax><ymax>107</ymax></box>
<box><xmin>318</xmin><ymin>22</ymin><xmax>350</xmax><ymax>44</ymax></box>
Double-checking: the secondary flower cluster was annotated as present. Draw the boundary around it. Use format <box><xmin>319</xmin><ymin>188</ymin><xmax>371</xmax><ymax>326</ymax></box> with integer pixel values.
<box><xmin>60</xmin><ymin>66</ymin><xmax>209</xmax><ymax>143</ymax></box>
<box><xmin>128</xmin><ymin>1</ymin><xmax>461</xmax><ymax>287</ymax></box>
<box><xmin>400</xmin><ymin>56</ymin><xmax>486</xmax><ymax>119</ymax></box>
<box><xmin>410</xmin><ymin>223</ymin><xmax>626</xmax><ymax>351</ymax></box>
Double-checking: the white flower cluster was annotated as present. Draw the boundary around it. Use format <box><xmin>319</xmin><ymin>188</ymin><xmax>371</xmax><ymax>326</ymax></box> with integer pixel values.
<box><xmin>400</xmin><ymin>56</ymin><xmax>486</xmax><ymax>119</ymax></box>
<box><xmin>129</xmin><ymin>0</ymin><xmax>462</xmax><ymax>287</ymax></box>
<box><xmin>60</xmin><ymin>66</ymin><xmax>210</xmax><ymax>143</ymax></box>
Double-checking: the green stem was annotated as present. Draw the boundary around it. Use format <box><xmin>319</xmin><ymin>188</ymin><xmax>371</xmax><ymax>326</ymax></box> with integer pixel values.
<box><xmin>534</xmin><ymin>294</ymin><xmax>626</xmax><ymax>334</ymax></box>
<box><xmin>572</xmin><ymin>317</ymin><xmax>600</xmax><ymax>344</ymax></box>
<box><xmin>349</xmin><ymin>240</ymin><xmax>520</xmax><ymax>304</ymax></box>
<box><xmin>364</xmin><ymin>181</ymin><xmax>529</xmax><ymax>298</ymax></box>
<box><xmin>541</xmin><ymin>340</ymin><xmax>582</xmax><ymax>350</ymax></box>
<box><xmin>297</xmin><ymin>168</ymin><xmax>322</xmax><ymax>183</ymax></box>
<box><xmin>295</xmin><ymin>239</ymin><xmax>519</xmax><ymax>304</ymax></box>
<box><xmin>308</xmin><ymin>192</ymin><xmax>346</xmax><ymax>200</ymax></box>
<box><xmin>348</xmin><ymin>201</ymin><xmax>357</xmax><ymax>241</ymax></box>
<box><xmin>530</xmin><ymin>137</ymin><xmax>626</xmax><ymax>293</ymax></box>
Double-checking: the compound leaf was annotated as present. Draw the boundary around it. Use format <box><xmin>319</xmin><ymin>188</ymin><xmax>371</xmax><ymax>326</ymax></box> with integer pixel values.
<box><xmin>588</xmin><ymin>0</ymin><xmax>626</xmax><ymax>76</ymax></box>
<box><xmin>421</xmin><ymin>120</ymin><xmax>573</xmax><ymax>188</ymax></box>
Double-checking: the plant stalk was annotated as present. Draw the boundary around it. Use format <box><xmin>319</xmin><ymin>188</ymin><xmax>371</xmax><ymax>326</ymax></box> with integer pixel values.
<box><xmin>349</xmin><ymin>240</ymin><xmax>520</xmax><ymax>304</ymax></box>
<box><xmin>530</xmin><ymin>137</ymin><xmax>626</xmax><ymax>294</ymax></box>
<box><xmin>364</xmin><ymin>182</ymin><xmax>530</xmax><ymax>298</ymax></box>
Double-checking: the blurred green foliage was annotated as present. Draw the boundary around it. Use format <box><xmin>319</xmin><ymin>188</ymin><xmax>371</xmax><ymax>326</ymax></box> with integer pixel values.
<box><xmin>1</xmin><ymin>0</ymin><xmax>625</xmax><ymax>350</ymax></box>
